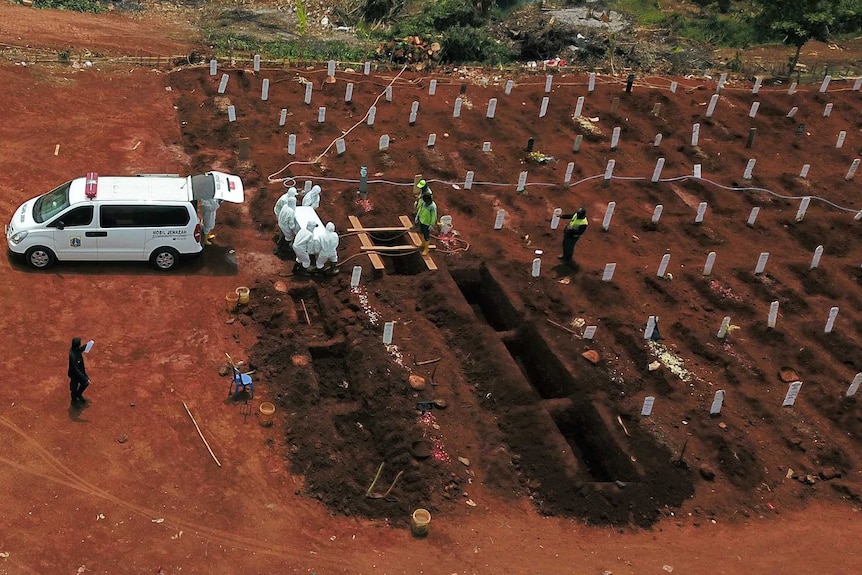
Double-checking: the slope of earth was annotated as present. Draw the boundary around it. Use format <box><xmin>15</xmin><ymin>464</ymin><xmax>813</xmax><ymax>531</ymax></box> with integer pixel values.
<box><xmin>0</xmin><ymin>5</ymin><xmax>861</xmax><ymax>575</ymax></box>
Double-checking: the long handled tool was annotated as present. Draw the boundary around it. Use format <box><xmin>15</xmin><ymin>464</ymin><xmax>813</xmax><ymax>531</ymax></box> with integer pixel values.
<box><xmin>300</xmin><ymin>299</ymin><xmax>311</xmax><ymax>325</ymax></box>
<box><xmin>182</xmin><ymin>401</ymin><xmax>222</xmax><ymax>468</ymax></box>
<box><xmin>365</xmin><ymin>462</ymin><xmax>403</xmax><ymax>499</ymax></box>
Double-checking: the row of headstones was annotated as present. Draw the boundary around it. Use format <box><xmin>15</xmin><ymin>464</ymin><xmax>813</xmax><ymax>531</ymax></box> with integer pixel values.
<box><xmin>360</xmin><ymin>275</ymin><xmax>862</xmax><ymax>409</ymax></box>
<box><xmin>640</xmin><ymin>371</ymin><xmax>860</xmax><ymax>417</ymax></box>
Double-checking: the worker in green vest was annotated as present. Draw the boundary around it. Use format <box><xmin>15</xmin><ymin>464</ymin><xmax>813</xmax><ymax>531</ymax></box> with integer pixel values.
<box><xmin>558</xmin><ymin>207</ymin><xmax>588</xmax><ymax>266</ymax></box>
<box><xmin>414</xmin><ymin>180</ymin><xmax>437</xmax><ymax>256</ymax></box>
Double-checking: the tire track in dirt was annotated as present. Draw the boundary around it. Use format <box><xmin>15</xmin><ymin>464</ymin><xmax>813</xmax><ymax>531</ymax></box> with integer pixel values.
<box><xmin>0</xmin><ymin>416</ymin><xmax>333</xmax><ymax>564</ymax></box>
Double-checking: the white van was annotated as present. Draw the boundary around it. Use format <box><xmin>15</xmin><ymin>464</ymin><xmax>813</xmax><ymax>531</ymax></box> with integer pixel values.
<box><xmin>6</xmin><ymin>171</ymin><xmax>244</xmax><ymax>271</ymax></box>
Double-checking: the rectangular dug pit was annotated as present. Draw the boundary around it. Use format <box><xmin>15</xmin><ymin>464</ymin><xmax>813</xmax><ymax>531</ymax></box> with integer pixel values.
<box><xmin>289</xmin><ymin>285</ymin><xmax>323</xmax><ymax>324</ymax></box>
<box><xmin>308</xmin><ymin>340</ymin><xmax>354</xmax><ymax>401</ymax></box>
<box><xmin>373</xmin><ymin>231</ymin><xmax>426</xmax><ymax>275</ymax></box>
<box><xmin>452</xmin><ymin>266</ymin><xmax>521</xmax><ymax>332</ymax></box>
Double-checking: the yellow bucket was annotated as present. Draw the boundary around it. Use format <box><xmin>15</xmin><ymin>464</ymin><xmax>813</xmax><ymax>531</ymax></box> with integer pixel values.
<box><xmin>259</xmin><ymin>402</ymin><xmax>275</xmax><ymax>426</ymax></box>
<box><xmin>236</xmin><ymin>286</ymin><xmax>250</xmax><ymax>305</ymax></box>
<box><xmin>410</xmin><ymin>508</ymin><xmax>431</xmax><ymax>537</ymax></box>
<box><xmin>225</xmin><ymin>292</ymin><xmax>239</xmax><ymax>313</ymax></box>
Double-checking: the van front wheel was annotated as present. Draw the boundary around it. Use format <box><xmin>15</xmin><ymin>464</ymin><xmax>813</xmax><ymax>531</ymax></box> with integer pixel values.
<box><xmin>25</xmin><ymin>246</ymin><xmax>56</xmax><ymax>270</ymax></box>
<box><xmin>150</xmin><ymin>247</ymin><xmax>180</xmax><ymax>271</ymax></box>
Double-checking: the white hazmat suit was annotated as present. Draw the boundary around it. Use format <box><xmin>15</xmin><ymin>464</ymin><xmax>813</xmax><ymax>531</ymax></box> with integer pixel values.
<box><xmin>274</xmin><ymin>186</ymin><xmax>298</xmax><ymax>216</ymax></box>
<box><xmin>200</xmin><ymin>198</ymin><xmax>221</xmax><ymax>244</ymax></box>
<box><xmin>315</xmin><ymin>222</ymin><xmax>339</xmax><ymax>272</ymax></box>
<box><xmin>277</xmin><ymin>197</ymin><xmax>300</xmax><ymax>244</ymax></box>
<box><xmin>293</xmin><ymin>221</ymin><xmax>318</xmax><ymax>271</ymax></box>
<box><xmin>302</xmin><ymin>185</ymin><xmax>321</xmax><ymax>209</ymax></box>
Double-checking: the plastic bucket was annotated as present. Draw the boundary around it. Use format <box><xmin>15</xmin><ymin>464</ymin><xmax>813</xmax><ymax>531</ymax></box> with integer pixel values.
<box><xmin>410</xmin><ymin>508</ymin><xmax>431</xmax><ymax>537</ymax></box>
<box><xmin>259</xmin><ymin>402</ymin><xmax>275</xmax><ymax>426</ymax></box>
<box><xmin>225</xmin><ymin>293</ymin><xmax>239</xmax><ymax>313</ymax></box>
<box><xmin>439</xmin><ymin>215</ymin><xmax>453</xmax><ymax>235</ymax></box>
<box><xmin>236</xmin><ymin>286</ymin><xmax>250</xmax><ymax>305</ymax></box>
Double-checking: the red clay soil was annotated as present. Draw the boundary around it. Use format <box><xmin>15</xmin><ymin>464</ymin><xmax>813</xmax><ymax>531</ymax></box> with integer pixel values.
<box><xmin>1</xmin><ymin>5</ymin><xmax>861</xmax><ymax>575</ymax></box>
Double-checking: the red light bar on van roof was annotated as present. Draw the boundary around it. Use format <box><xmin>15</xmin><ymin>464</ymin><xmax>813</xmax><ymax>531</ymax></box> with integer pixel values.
<box><xmin>85</xmin><ymin>172</ymin><xmax>98</xmax><ymax>198</ymax></box>
<box><xmin>229</xmin><ymin>179</ymin><xmax>236</xmax><ymax>191</ymax></box>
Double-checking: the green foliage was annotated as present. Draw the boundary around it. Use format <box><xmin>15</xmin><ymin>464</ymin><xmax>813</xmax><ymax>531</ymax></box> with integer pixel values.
<box><xmin>204</xmin><ymin>31</ymin><xmax>373</xmax><ymax>62</ymax></box>
<box><xmin>35</xmin><ymin>0</ymin><xmax>102</xmax><ymax>13</ymax></box>
<box><xmin>752</xmin><ymin>0</ymin><xmax>841</xmax><ymax>46</ymax></box>
<box><xmin>610</xmin><ymin>0</ymin><xmax>665</xmax><ymax>25</ymax></box>
<box><xmin>296</xmin><ymin>0</ymin><xmax>308</xmax><ymax>35</ymax></box>
<box><xmin>392</xmin><ymin>0</ymin><xmax>482</xmax><ymax>37</ymax></box>
<box><xmin>439</xmin><ymin>25</ymin><xmax>516</xmax><ymax>64</ymax></box>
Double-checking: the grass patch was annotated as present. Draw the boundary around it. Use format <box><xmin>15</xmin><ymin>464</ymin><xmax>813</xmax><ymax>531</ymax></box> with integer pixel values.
<box><xmin>203</xmin><ymin>31</ymin><xmax>374</xmax><ymax>62</ymax></box>
<box><xmin>35</xmin><ymin>0</ymin><xmax>102</xmax><ymax>12</ymax></box>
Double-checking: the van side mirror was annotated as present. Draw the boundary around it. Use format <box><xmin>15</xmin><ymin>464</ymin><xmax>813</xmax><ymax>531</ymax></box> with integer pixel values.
<box><xmin>55</xmin><ymin>221</ymin><xmax>65</xmax><ymax>230</ymax></box>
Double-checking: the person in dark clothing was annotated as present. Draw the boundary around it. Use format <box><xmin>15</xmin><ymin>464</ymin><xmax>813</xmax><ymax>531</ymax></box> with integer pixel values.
<box><xmin>68</xmin><ymin>337</ymin><xmax>90</xmax><ymax>404</ymax></box>
<box><xmin>558</xmin><ymin>207</ymin><xmax>589</xmax><ymax>266</ymax></box>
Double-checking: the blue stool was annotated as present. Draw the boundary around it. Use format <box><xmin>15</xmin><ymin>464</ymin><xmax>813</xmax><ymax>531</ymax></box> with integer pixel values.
<box><xmin>226</xmin><ymin>353</ymin><xmax>254</xmax><ymax>400</ymax></box>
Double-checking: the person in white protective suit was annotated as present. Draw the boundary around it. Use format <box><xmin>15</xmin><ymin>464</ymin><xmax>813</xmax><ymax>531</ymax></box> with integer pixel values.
<box><xmin>200</xmin><ymin>198</ymin><xmax>222</xmax><ymax>246</ymax></box>
<box><xmin>302</xmin><ymin>185</ymin><xmax>321</xmax><ymax>208</ymax></box>
<box><xmin>292</xmin><ymin>221</ymin><xmax>318</xmax><ymax>274</ymax></box>
<box><xmin>277</xmin><ymin>196</ymin><xmax>300</xmax><ymax>248</ymax></box>
<box><xmin>314</xmin><ymin>222</ymin><xmax>340</xmax><ymax>275</ymax></box>
<box><xmin>274</xmin><ymin>186</ymin><xmax>298</xmax><ymax>217</ymax></box>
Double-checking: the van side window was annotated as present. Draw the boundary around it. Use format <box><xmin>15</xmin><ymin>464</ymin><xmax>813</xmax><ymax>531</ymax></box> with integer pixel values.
<box><xmin>101</xmin><ymin>206</ymin><xmax>190</xmax><ymax>228</ymax></box>
<box><xmin>50</xmin><ymin>206</ymin><xmax>93</xmax><ymax>228</ymax></box>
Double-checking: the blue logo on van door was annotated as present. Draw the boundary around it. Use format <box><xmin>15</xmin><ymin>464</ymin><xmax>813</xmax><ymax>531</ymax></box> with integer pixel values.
<box><xmin>70</xmin><ymin>237</ymin><xmax>82</xmax><ymax>247</ymax></box>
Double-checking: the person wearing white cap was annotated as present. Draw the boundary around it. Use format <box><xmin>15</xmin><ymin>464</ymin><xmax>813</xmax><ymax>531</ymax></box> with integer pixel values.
<box><xmin>314</xmin><ymin>222</ymin><xmax>340</xmax><ymax>275</ymax></box>
<box><xmin>292</xmin><ymin>220</ymin><xmax>318</xmax><ymax>274</ymax></box>
<box><xmin>277</xmin><ymin>196</ymin><xmax>300</xmax><ymax>250</ymax></box>
<box><xmin>302</xmin><ymin>184</ymin><xmax>321</xmax><ymax>209</ymax></box>
<box><xmin>274</xmin><ymin>186</ymin><xmax>298</xmax><ymax>217</ymax></box>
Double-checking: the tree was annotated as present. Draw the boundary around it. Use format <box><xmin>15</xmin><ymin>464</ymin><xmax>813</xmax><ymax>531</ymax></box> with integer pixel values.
<box><xmin>753</xmin><ymin>0</ymin><xmax>837</xmax><ymax>77</ymax></box>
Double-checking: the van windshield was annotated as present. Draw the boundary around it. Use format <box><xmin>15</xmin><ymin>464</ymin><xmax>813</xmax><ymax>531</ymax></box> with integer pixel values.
<box><xmin>33</xmin><ymin>181</ymin><xmax>72</xmax><ymax>223</ymax></box>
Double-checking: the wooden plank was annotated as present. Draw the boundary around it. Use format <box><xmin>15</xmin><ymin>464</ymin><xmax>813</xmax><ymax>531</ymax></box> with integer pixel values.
<box><xmin>360</xmin><ymin>245</ymin><xmax>435</xmax><ymax>252</ymax></box>
<box><xmin>347</xmin><ymin>215</ymin><xmax>385</xmax><ymax>271</ymax></box>
<box><xmin>399</xmin><ymin>215</ymin><xmax>438</xmax><ymax>271</ymax></box>
<box><xmin>346</xmin><ymin>226</ymin><xmax>410</xmax><ymax>233</ymax></box>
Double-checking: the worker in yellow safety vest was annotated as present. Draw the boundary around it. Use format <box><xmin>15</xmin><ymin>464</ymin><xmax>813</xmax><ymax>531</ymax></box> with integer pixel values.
<box><xmin>558</xmin><ymin>207</ymin><xmax>588</xmax><ymax>266</ymax></box>
<box><xmin>413</xmin><ymin>180</ymin><xmax>437</xmax><ymax>256</ymax></box>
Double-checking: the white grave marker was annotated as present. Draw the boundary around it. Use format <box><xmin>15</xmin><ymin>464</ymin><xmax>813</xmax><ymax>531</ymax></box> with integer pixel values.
<box><xmin>335</xmin><ymin>138</ymin><xmax>346</xmax><ymax>155</ymax></box>
<box><xmin>544</xmin><ymin>74</ymin><xmax>553</xmax><ymax>93</ymax></box>
<box><xmin>464</xmin><ymin>171</ymin><xmax>474</xmax><ymax>190</ymax></box>
<box><xmin>453</xmin><ymin>97</ymin><xmax>462</xmax><ymax>118</ymax></box>
<box><xmin>691</xmin><ymin>123</ymin><xmax>700</xmax><ymax>146</ymax></box>
<box><xmin>318</xmin><ymin>107</ymin><xmax>326</xmax><ymax>123</ymax></box>
<box><xmin>800</xmin><ymin>164</ymin><xmax>810</xmax><ymax>178</ymax></box>
<box><xmin>644</xmin><ymin>316</ymin><xmax>657</xmax><ymax>340</ymax></box>
<box><xmin>752</xmin><ymin>77</ymin><xmax>762</xmax><ymax>94</ymax></box>
<box><xmin>602</xmin><ymin>263</ymin><xmax>616</xmax><ymax>282</ymax></box>
<box><xmin>705</xmin><ymin>94</ymin><xmax>719</xmax><ymax>118</ymax></box>
<box><xmin>517</xmin><ymin>171</ymin><xmax>528</xmax><ymax>193</ymax></box>
<box><xmin>755</xmin><ymin>252</ymin><xmax>769</xmax><ymax>275</ymax></box>
<box><xmin>539</xmin><ymin>97</ymin><xmax>549</xmax><ymax>118</ymax></box>
<box><xmin>411</xmin><ymin>101</ymin><xmax>419</xmax><ymax>114</ymax></box>
<box><xmin>810</xmin><ymin>245</ymin><xmax>823</xmax><ymax>269</ymax></box>
<box><xmin>670</xmin><ymin>81</ymin><xmax>677</xmax><ymax>93</ymax></box>
<box><xmin>796</xmin><ymin>197</ymin><xmax>811</xmax><ymax>221</ymax></box>
<box><xmin>703</xmin><ymin>251</ymin><xmax>716</xmax><ymax>276</ymax></box>
<box><xmin>588</xmin><ymin>72</ymin><xmax>596</xmax><ymax>93</ymax></box>
<box><xmin>385</xmin><ymin>86</ymin><xmax>392</xmax><ymax>102</ymax></box>
<box><xmin>327</xmin><ymin>60</ymin><xmax>335</xmax><ymax>78</ymax></box>
<box><xmin>304</xmin><ymin>82</ymin><xmax>312</xmax><ymax>104</ymax></box>
<box><xmin>482</xmin><ymin>142</ymin><xmax>491</xmax><ymax>152</ymax></box>
<box><xmin>693</xmin><ymin>163</ymin><xmax>702</xmax><ymax>178</ymax></box>
<box><xmin>749</xmin><ymin>101</ymin><xmax>760</xmax><ymax>118</ymax></box>
<box><xmin>652</xmin><ymin>205</ymin><xmax>663</xmax><ymax>224</ymax></box>
<box><xmin>494</xmin><ymin>210</ymin><xmax>505</xmax><ymax>230</ymax></box>
<box><xmin>218</xmin><ymin>74</ymin><xmax>229</xmax><ymax>94</ymax></box>
<box><xmin>573</xmin><ymin>135</ymin><xmax>583</xmax><ymax>152</ymax></box>
<box><xmin>261</xmin><ymin>79</ymin><xmax>270</xmax><ymax>100</ymax></box>
<box><xmin>382</xmin><ymin>321</ymin><xmax>394</xmax><ymax>345</ymax></box>
<box><xmin>836</xmin><ymin>131</ymin><xmax>846</xmax><ymax>149</ymax></box>
<box><xmin>783</xmin><ymin>381</ymin><xmax>803</xmax><ymax>407</ymax></box>
<box><xmin>551</xmin><ymin>208</ymin><xmax>562</xmax><ymax>230</ymax></box>
<box><xmin>363</xmin><ymin>61</ymin><xmax>371</xmax><ymax>75</ymax></box>
<box><xmin>747</xmin><ymin>207</ymin><xmax>760</xmax><ymax>226</ymax></box>
<box><xmin>846</xmin><ymin>159</ymin><xmax>860</xmax><ymax>180</ymax></box>
<box><xmin>651</xmin><ymin>158</ymin><xmax>665</xmax><ymax>182</ymax></box>
<box><xmin>656</xmin><ymin>254</ymin><xmax>670</xmax><ymax>278</ymax></box>
<box><xmin>641</xmin><ymin>396</ymin><xmax>655</xmax><ymax>416</ymax></box>
<box><xmin>787</xmin><ymin>106</ymin><xmax>798</xmax><ymax>118</ymax></box>
<box><xmin>345</xmin><ymin>83</ymin><xmax>354</xmax><ymax>103</ymax></box>
<box><xmin>574</xmin><ymin>96</ymin><xmax>584</xmax><ymax>118</ymax></box>
<box><xmin>427</xmin><ymin>133</ymin><xmax>436</xmax><ymax>147</ymax></box>
<box><xmin>823</xmin><ymin>103</ymin><xmax>833</xmax><ymax>117</ymax></box>
<box><xmin>583</xmin><ymin>326</ymin><xmax>597</xmax><ymax>340</ymax></box>
<box><xmin>409</xmin><ymin>111</ymin><xmax>417</xmax><ymax>125</ymax></box>
<box><xmin>743</xmin><ymin>159</ymin><xmax>756</xmax><ymax>180</ymax></box>
<box><xmin>209</xmin><ymin>59</ymin><xmax>217</xmax><ymax>76</ymax></box>
<box><xmin>716</xmin><ymin>73</ymin><xmax>727</xmax><ymax>92</ymax></box>
<box><xmin>610</xmin><ymin>127</ymin><xmax>621</xmax><ymax>150</ymax></box>
<box><xmin>531</xmin><ymin>257</ymin><xmax>541</xmax><ymax>278</ymax></box>
<box><xmin>717</xmin><ymin>316</ymin><xmax>731</xmax><ymax>339</ymax></box>
<box><xmin>254</xmin><ymin>54</ymin><xmax>261</xmax><ymax>72</ymax></box>
<box><xmin>710</xmin><ymin>390</ymin><xmax>725</xmax><ymax>415</ymax></box>
<box><xmin>767</xmin><ymin>301</ymin><xmax>779</xmax><ymax>328</ymax></box>
<box><xmin>604</xmin><ymin>159</ymin><xmax>615</xmax><ymax>182</ymax></box>
<box><xmin>505</xmin><ymin>80</ymin><xmax>514</xmax><ymax>95</ymax></box>
<box><xmin>564</xmin><ymin>162</ymin><xmax>575</xmax><ymax>184</ymax></box>
<box><xmin>227</xmin><ymin>105</ymin><xmax>236</xmax><ymax>122</ymax></box>
<box><xmin>847</xmin><ymin>374</ymin><xmax>862</xmax><ymax>398</ymax></box>
<box><xmin>279</xmin><ymin>109</ymin><xmax>287</xmax><ymax>127</ymax></box>
<box><xmin>819</xmin><ymin>75</ymin><xmax>831</xmax><ymax>93</ymax></box>
<box><xmin>378</xmin><ymin>134</ymin><xmax>389</xmax><ymax>151</ymax></box>
<box><xmin>825</xmin><ymin>306</ymin><xmax>839</xmax><ymax>333</ymax></box>
<box><xmin>350</xmin><ymin>266</ymin><xmax>362</xmax><ymax>288</ymax></box>
<box><xmin>287</xmin><ymin>134</ymin><xmax>296</xmax><ymax>155</ymax></box>
<box><xmin>854</xmin><ymin>78</ymin><xmax>862</xmax><ymax>91</ymax></box>
<box><xmin>602</xmin><ymin>202</ymin><xmax>616</xmax><ymax>231</ymax></box>
<box><xmin>429</xmin><ymin>79</ymin><xmax>437</xmax><ymax>95</ymax></box>
<box><xmin>788</xmin><ymin>82</ymin><xmax>797</xmax><ymax>95</ymax></box>
<box><xmin>367</xmin><ymin>106</ymin><xmax>376</xmax><ymax>126</ymax></box>
<box><xmin>486</xmin><ymin>98</ymin><xmax>497</xmax><ymax>119</ymax></box>
<box><xmin>695</xmin><ymin>202</ymin><xmax>707</xmax><ymax>223</ymax></box>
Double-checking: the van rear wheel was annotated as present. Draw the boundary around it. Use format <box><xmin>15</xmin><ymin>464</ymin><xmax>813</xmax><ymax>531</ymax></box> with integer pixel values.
<box><xmin>25</xmin><ymin>246</ymin><xmax>56</xmax><ymax>270</ymax></box>
<box><xmin>150</xmin><ymin>247</ymin><xmax>180</xmax><ymax>271</ymax></box>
